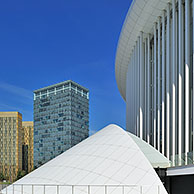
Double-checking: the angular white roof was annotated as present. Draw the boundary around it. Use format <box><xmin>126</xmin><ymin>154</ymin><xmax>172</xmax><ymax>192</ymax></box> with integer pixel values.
<box><xmin>3</xmin><ymin>124</ymin><xmax>167</xmax><ymax>194</ymax></box>
<box><xmin>128</xmin><ymin>132</ymin><xmax>170</xmax><ymax>168</ymax></box>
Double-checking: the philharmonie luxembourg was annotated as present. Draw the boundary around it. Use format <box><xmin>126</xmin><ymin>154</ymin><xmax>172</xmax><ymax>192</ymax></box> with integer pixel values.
<box><xmin>3</xmin><ymin>0</ymin><xmax>194</xmax><ymax>194</ymax></box>
<box><xmin>116</xmin><ymin>0</ymin><xmax>194</xmax><ymax>167</ymax></box>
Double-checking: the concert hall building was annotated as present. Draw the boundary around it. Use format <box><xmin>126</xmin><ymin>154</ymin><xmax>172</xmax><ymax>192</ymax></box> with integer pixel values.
<box><xmin>115</xmin><ymin>0</ymin><xmax>194</xmax><ymax>167</ymax></box>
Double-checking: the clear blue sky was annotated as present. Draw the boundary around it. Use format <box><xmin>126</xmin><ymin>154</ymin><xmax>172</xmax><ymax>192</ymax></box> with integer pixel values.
<box><xmin>0</xmin><ymin>0</ymin><xmax>132</xmax><ymax>134</ymax></box>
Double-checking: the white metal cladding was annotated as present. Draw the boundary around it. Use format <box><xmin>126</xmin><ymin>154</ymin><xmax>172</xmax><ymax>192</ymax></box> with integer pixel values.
<box><xmin>116</xmin><ymin>0</ymin><xmax>194</xmax><ymax>167</ymax></box>
<box><xmin>2</xmin><ymin>124</ymin><xmax>168</xmax><ymax>194</ymax></box>
<box><xmin>115</xmin><ymin>0</ymin><xmax>171</xmax><ymax>101</ymax></box>
<box><xmin>127</xmin><ymin>132</ymin><xmax>170</xmax><ymax>168</ymax></box>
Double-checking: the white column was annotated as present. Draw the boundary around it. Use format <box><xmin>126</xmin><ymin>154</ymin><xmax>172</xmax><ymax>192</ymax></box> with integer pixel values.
<box><xmin>157</xmin><ymin>17</ymin><xmax>161</xmax><ymax>152</ymax></box>
<box><xmin>193</xmin><ymin>0</ymin><xmax>194</xmax><ymax>162</ymax></box>
<box><xmin>137</xmin><ymin>38</ymin><xmax>140</xmax><ymax>137</ymax></box>
<box><xmin>126</xmin><ymin>56</ymin><xmax>132</xmax><ymax>130</ymax></box>
<box><xmin>135</xmin><ymin>43</ymin><xmax>137</xmax><ymax>134</ymax></box>
<box><xmin>154</xmin><ymin>23</ymin><xmax>157</xmax><ymax>149</ymax></box>
<box><xmin>162</xmin><ymin>11</ymin><xmax>166</xmax><ymax>155</ymax></box>
<box><xmin>130</xmin><ymin>54</ymin><xmax>133</xmax><ymax>130</ymax></box>
<box><xmin>178</xmin><ymin>0</ymin><xmax>183</xmax><ymax>165</ymax></box>
<box><xmin>133</xmin><ymin>50</ymin><xmax>136</xmax><ymax>130</ymax></box>
<box><xmin>152</xmin><ymin>44</ymin><xmax>154</xmax><ymax>146</ymax></box>
<box><xmin>140</xmin><ymin>32</ymin><xmax>144</xmax><ymax>139</ymax></box>
<box><xmin>145</xmin><ymin>37</ymin><xmax>147</xmax><ymax>141</ymax></box>
<box><xmin>166</xmin><ymin>3</ymin><xmax>171</xmax><ymax>160</ymax></box>
<box><xmin>185</xmin><ymin>0</ymin><xmax>190</xmax><ymax>165</ymax></box>
<box><xmin>147</xmin><ymin>35</ymin><xmax>151</xmax><ymax>144</ymax></box>
<box><xmin>134</xmin><ymin>46</ymin><xmax>137</xmax><ymax>134</ymax></box>
<box><xmin>172</xmin><ymin>0</ymin><xmax>177</xmax><ymax>166</ymax></box>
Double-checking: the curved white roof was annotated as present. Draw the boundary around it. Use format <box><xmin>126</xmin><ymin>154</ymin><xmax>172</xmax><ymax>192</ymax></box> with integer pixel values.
<box><xmin>128</xmin><ymin>132</ymin><xmax>170</xmax><ymax>168</ymax></box>
<box><xmin>3</xmin><ymin>124</ymin><xmax>167</xmax><ymax>194</ymax></box>
<box><xmin>115</xmin><ymin>0</ymin><xmax>170</xmax><ymax>100</ymax></box>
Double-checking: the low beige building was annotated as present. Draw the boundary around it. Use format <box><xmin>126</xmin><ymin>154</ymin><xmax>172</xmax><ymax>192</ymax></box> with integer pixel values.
<box><xmin>0</xmin><ymin>112</ymin><xmax>23</xmax><ymax>182</ymax></box>
<box><xmin>0</xmin><ymin>112</ymin><xmax>34</xmax><ymax>182</ymax></box>
<box><xmin>22</xmin><ymin>121</ymin><xmax>34</xmax><ymax>173</ymax></box>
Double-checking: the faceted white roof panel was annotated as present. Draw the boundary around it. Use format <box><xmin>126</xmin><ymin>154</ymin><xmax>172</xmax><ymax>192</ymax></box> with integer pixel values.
<box><xmin>115</xmin><ymin>0</ymin><xmax>171</xmax><ymax>100</ymax></box>
<box><xmin>3</xmin><ymin>124</ymin><xmax>167</xmax><ymax>194</ymax></box>
<box><xmin>127</xmin><ymin>132</ymin><xmax>171</xmax><ymax>168</ymax></box>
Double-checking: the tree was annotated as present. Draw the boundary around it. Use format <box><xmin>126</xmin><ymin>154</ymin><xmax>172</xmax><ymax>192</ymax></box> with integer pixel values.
<box><xmin>0</xmin><ymin>172</ymin><xmax>4</xmax><ymax>181</ymax></box>
<box><xmin>16</xmin><ymin>170</ymin><xmax>26</xmax><ymax>180</ymax></box>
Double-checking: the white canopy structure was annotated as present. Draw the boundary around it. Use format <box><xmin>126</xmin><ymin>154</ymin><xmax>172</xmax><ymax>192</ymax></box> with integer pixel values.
<box><xmin>128</xmin><ymin>132</ymin><xmax>170</xmax><ymax>168</ymax></box>
<box><xmin>2</xmin><ymin>124</ymin><xmax>168</xmax><ymax>194</ymax></box>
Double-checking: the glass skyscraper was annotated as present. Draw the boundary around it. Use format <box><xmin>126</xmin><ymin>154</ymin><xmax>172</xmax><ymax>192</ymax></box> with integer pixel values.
<box><xmin>33</xmin><ymin>80</ymin><xmax>89</xmax><ymax>168</ymax></box>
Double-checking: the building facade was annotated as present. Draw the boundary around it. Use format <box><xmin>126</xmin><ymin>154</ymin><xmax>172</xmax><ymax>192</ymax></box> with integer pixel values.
<box><xmin>33</xmin><ymin>80</ymin><xmax>89</xmax><ymax>168</ymax></box>
<box><xmin>115</xmin><ymin>0</ymin><xmax>194</xmax><ymax>166</ymax></box>
<box><xmin>0</xmin><ymin>112</ymin><xmax>23</xmax><ymax>182</ymax></box>
<box><xmin>22</xmin><ymin>121</ymin><xmax>34</xmax><ymax>173</ymax></box>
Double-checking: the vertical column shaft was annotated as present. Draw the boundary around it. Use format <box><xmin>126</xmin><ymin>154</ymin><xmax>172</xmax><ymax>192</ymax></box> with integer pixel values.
<box><xmin>147</xmin><ymin>35</ymin><xmax>151</xmax><ymax>144</ymax></box>
<box><xmin>140</xmin><ymin>32</ymin><xmax>144</xmax><ymax>139</ymax></box>
<box><xmin>152</xmin><ymin>44</ymin><xmax>154</xmax><ymax>146</ymax></box>
<box><xmin>133</xmin><ymin>49</ymin><xmax>136</xmax><ymax>130</ymax></box>
<box><xmin>145</xmin><ymin>38</ymin><xmax>147</xmax><ymax>141</ymax></box>
<box><xmin>172</xmin><ymin>0</ymin><xmax>177</xmax><ymax>165</ymax></box>
<box><xmin>178</xmin><ymin>0</ymin><xmax>183</xmax><ymax>164</ymax></box>
<box><xmin>154</xmin><ymin>24</ymin><xmax>157</xmax><ymax>148</ymax></box>
<box><xmin>158</xmin><ymin>18</ymin><xmax>161</xmax><ymax>152</ymax></box>
<box><xmin>130</xmin><ymin>54</ymin><xmax>133</xmax><ymax>131</ymax></box>
<box><xmin>137</xmin><ymin>37</ymin><xmax>140</xmax><ymax>137</ymax></box>
<box><xmin>193</xmin><ymin>0</ymin><xmax>194</xmax><ymax>161</ymax></box>
<box><xmin>162</xmin><ymin>11</ymin><xmax>166</xmax><ymax>155</ymax></box>
<box><xmin>185</xmin><ymin>0</ymin><xmax>190</xmax><ymax>164</ymax></box>
<box><xmin>166</xmin><ymin>3</ymin><xmax>171</xmax><ymax>160</ymax></box>
<box><xmin>135</xmin><ymin>42</ymin><xmax>138</xmax><ymax>135</ymax></box>
<box><xmin>134</xmin><ymin>46</ymin><xmax>137</xmax><ymax>134</ymax></box>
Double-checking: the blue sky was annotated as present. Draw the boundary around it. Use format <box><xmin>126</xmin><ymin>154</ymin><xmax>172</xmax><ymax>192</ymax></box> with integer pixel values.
<box><xmin>0</xmin><ymin>0</ymin><xmax>132</xmax><ymax>134</ymax></box>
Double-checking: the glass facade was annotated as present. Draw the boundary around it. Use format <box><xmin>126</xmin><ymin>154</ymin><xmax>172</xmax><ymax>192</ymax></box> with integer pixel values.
<box><xmin>33</xmin><ymin>80</ymin><xmax>89</xmax><ymax>168</ymax></box>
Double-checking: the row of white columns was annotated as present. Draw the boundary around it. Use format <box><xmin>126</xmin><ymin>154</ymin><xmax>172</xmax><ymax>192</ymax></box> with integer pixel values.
<box><xmin>129</xmin><ymin>0</ymin><xmax>194</xmax><ymax>166</ymax></box>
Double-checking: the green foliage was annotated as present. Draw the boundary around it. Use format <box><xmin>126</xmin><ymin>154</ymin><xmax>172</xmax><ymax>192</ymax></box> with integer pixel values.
<box><xmin>0</xmin><ymin>173</ymin><xmax>4</xmax><ymax>181</ymax></box>
<box><xmin>4</xmin><ymin>176</ymin><xmax>9</xmax><ymax>181</ymax></box>
<box><xmin>16</xmin><ymin>170</ymin><xmax>26</xmax><ymax>180</ymax></box>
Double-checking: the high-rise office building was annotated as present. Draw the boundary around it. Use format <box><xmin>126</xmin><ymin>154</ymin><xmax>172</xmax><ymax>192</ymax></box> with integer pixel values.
<box><xmin>0</xmin><ymin>112</ymin><xmax>23</xmax><ymax>182</ymax></box>
<box><xmin>33</xmin><ymin>80</ymin><xmax>89</xmax><ymax>168</ymax></box>
<box><xmin>22</xmin><ymin>121</ymin><xmax>34</xmax><ymax>173</ymax></box>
